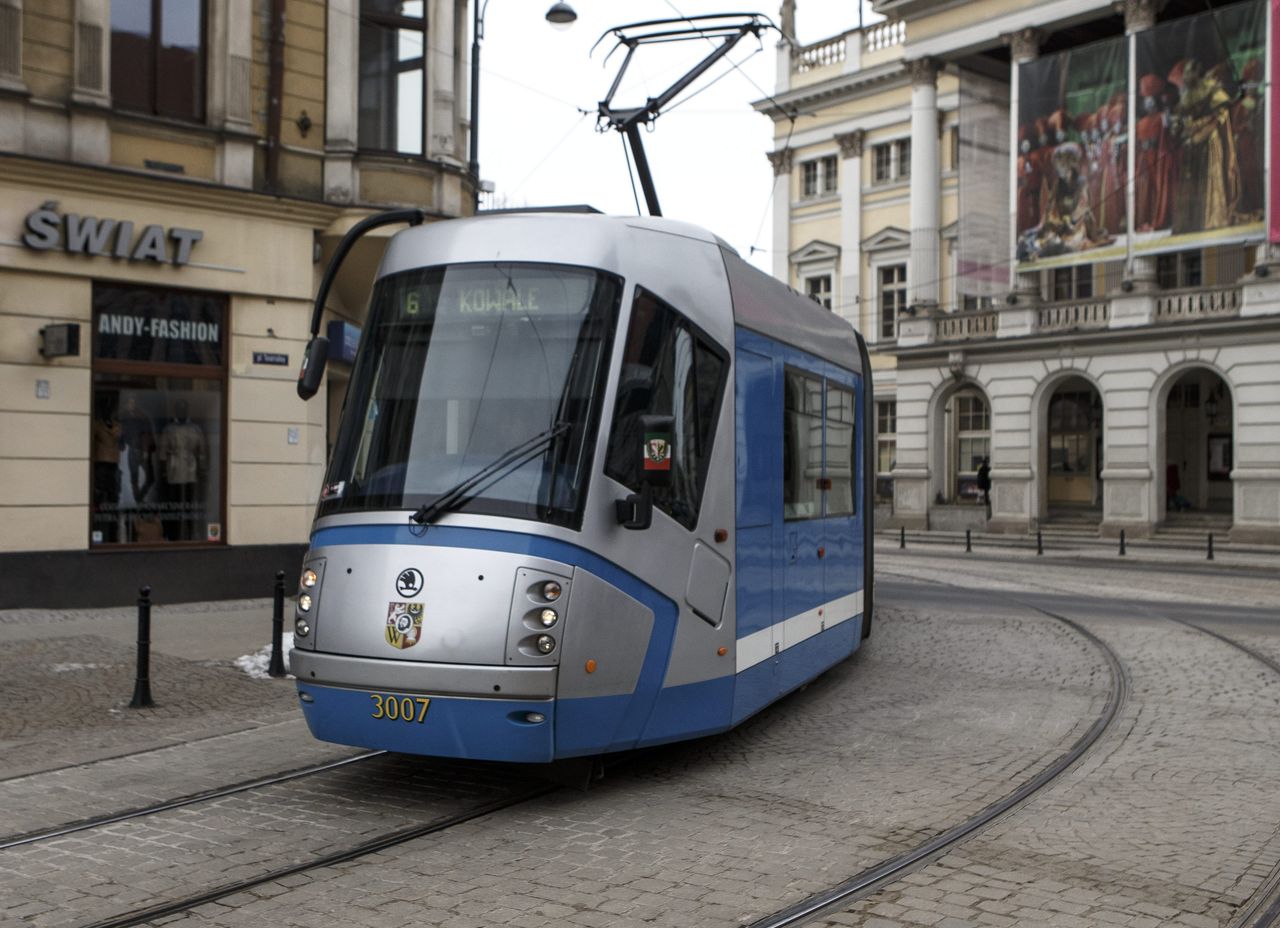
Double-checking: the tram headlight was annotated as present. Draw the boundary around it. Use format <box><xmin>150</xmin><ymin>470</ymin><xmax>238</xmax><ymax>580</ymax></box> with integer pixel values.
<box><xmin>298</xmin><ymin>593</ymin><xmax>313</xmax><ymax>612</ymax></box>
<box><xmin>541</xmin><ymin>580</ymin><xmax>562</xmax><ymax>602</ymax></box>
<box><xmin>539</xmin><ymin>608</ymin><xmax>558</xmax><ymax>628</ymax></box>
<box><xmin>295</xmin><ymin>618</ymin><xmax>311</xmax><ymax>637</ymax></box>
<box><xmin>301</xmin><ymin>568</ymin><xmax>318</xmax><ymax>589</ymax></box>
<box><xmin>536</xmin><ymin>634</ymin><xmax>556</xmax><ymax>654</ymax></box>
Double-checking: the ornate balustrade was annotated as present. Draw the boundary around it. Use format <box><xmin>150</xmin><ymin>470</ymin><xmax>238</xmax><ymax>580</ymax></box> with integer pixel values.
<box><xmin>863</xmin><ymin>20</ymin><xmax>905</xmax><ymax>52</ymax></box>
<box><xmin>1037</xmin><ymin>299</ymin><xmax>1110</xmax><ymax>333</ymax></box>
<box><xmin>793</xmin><ymin>34</ymin><xmax>847</xmax><ymax>72</ymax></box>
<box><xmin>935</xmin><ymin>309</ymin><xmax>998</xmax><ymax>341</ymax></box>
<box><xmin>1155</xmin><ymin>286</ymin><xmax>1241</xmax><ymax>322</ymax></box>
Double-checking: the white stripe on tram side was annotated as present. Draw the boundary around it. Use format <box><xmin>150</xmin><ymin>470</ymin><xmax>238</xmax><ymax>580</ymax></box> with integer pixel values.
<box><xmin>735</xmin><ymin>589</ymin><xmax>865</xmax><ymax>675</ymax></box>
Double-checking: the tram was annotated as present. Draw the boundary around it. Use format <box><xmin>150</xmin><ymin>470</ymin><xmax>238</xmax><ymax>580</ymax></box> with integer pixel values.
<box><xmin>289</xmin><ymin>209</ymin><xmax>874</xmax><ymax>763</ymax></box>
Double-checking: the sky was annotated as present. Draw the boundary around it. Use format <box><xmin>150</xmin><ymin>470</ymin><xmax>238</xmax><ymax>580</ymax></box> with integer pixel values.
<box><xmin>476</xmin><ymin>2</ymin><xmax>876</xmax><ymax>271</ymax></box>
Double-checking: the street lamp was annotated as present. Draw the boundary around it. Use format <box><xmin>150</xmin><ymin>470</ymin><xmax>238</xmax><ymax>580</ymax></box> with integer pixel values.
<box><xmin>470</xmin><ymin>1</ymin><xmax>577</xmax><ymax>208</ymax></box>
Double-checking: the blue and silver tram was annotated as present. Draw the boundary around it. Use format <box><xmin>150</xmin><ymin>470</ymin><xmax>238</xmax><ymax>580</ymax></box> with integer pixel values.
<box><xmin>290</xmin><ymin>210</ymin><xmax>874</xmax><ymax>763</ymax></box>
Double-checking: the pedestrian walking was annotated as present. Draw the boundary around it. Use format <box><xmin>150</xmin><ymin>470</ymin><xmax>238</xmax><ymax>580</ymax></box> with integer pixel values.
<box><xmin>977</xmin><ymin>457</ymin><xmax>992</xmax><ymax>518</ymax></box>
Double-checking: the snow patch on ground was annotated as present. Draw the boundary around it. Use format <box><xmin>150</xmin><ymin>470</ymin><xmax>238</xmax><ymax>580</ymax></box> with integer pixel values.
<box><xmin>234</xmin><ymin>632</ymin><xmax>294</xmax><ymax>679</ymax></box>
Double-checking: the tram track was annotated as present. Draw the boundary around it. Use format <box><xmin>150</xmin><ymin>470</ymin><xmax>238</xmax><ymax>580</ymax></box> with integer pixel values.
<box><xmin>0</xmin><ymin>750</ymin><xmax>384</xmax><ymax>851</ymax></box>
<box><xmin>839</xmin><ymin>562</ymin><xmax>1280</xmax><ymax>928</ymax></box>
<box><xmin>745</xmin><ymin>570</ymin><xmax>1130</xmax><ymax>928</ymax></box>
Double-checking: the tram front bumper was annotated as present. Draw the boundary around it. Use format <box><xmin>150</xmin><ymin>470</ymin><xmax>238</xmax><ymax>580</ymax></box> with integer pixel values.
<box><xmin>290</xmin><ymin>649</ymin><xmax>558</xmax><ymax>762</ymax></box>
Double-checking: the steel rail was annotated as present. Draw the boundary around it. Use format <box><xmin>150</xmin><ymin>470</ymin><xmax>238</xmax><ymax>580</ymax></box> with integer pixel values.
<box><xmin>746</xmin><ymin>574</ymin><xmax>1129</xmax><ymax>928</ymax></box>
<box><xmin>0</xmin><ymin>751</ymin><xmax>384</xmax><ymax>851</ymax></box>
<box><xmin>76</xmin><ymin>783</ymin><xmax>558</xmax><ymax>928</ymax></box>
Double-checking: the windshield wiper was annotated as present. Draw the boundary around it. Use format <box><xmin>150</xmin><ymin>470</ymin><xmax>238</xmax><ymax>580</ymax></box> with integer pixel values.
<box><xmin>410</xmin><ymin>422</ymin><xmax>572</xmax><ymax>526</ymax></box>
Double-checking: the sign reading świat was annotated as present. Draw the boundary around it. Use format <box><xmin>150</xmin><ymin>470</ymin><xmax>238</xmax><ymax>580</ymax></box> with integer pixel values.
<box><xmin>21</xmin><ymin>202</ymin><xmax>204</xmax><ymax>266</ymax></box>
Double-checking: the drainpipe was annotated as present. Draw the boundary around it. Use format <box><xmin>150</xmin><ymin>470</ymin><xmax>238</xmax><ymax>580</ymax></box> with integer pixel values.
<box><xmin>265</xmin><ymin>0</ymin><xmax>286</xmax><ymax>191</ymax></box>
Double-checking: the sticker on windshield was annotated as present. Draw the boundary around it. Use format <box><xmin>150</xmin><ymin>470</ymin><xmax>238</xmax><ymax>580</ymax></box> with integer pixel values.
<box><xmin>321</xmin><ymin>480</ymin><xmax>345</xmax><ymax>500</ymax></box>
<box><xmin>385</xmin><ymin>602</ymin><xmax>424</xmax><ymax>650</ymax></box>
<box><xmin>644</xmin><ymin>434</ymin><xmax>672</xmax><ymax>471</ymax></box>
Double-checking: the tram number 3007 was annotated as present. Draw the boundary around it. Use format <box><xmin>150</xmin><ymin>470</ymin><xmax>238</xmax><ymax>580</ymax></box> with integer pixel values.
<box><xmin>369</xmin><ymin>693</ymin><xmax>431</xmax><ymax>723</ymax></box>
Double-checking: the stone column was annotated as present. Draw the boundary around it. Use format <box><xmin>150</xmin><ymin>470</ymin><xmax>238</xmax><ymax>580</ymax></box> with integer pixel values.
<box><xmin>325</xmin><ymin>0</ymin><xmax>361</xmax><ymax>203</ymax></box>
<box><xmin>767</xmin><ymin>147</ymin><xmax>794</xmax><ymax>282</ymax></box>
<box><xmin>429</xmin><ymin>0</ymin><xmax>457</xmax><ymax>163</ymax></box>
<box><xmin>835</xmin><ymin>129</ymin><xmax>865</xmax><ymax>328</ymax></box>
<box><xmin>0</xmin><ymin>0</ymin><xmax>26</xmax><ymax>153</ymax></box>
<box><xmin>907</xmin><ymin>57</ymin><xmax>940</xmax><ymax>309</ymax></box>
<box><xmin>71</xmin><ymin>0</ymin><xmax>110</xmax><ymax>163</ymax></box>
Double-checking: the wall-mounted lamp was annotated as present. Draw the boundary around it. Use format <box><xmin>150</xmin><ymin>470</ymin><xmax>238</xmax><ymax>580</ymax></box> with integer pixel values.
<box><xmin>296</xmin><ymin>110</ymin><xmax>312</xmax><ymax>137</ymax></box>
<box><xmin>1256</xmin><ymin>264</ymin><xmax>1270</xmax><ymax>278</ymax></box>
<box><xmin>1205</xmin><ymin>384</ymin><xmax>1222</xmax><ymax>423</ymax></box>
<box><xmin>1005</xmin><ymin>293</ymin><xmax>1018</xmax><ymax>305</ymax></box>
<box><xmin>1121</xmin><ymin>279</ymin><xmax>1135</xmax><ymax>292</ymax></box>
<box><xmin>39</xmin><ymin>323</ymin><xmax>80</xmax><ymax>359</ymax></box>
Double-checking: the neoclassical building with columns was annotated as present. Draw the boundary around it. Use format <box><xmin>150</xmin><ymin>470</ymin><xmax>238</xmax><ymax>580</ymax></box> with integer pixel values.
<box><xmin>758</xmin><ymin>0</ymin><xmax>1280</xmax><ymax>542</ymax></box>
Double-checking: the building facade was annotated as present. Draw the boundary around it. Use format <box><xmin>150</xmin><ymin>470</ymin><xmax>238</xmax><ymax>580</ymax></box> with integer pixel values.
<box><xmin>759</xmin><ymin>0</ymin><xmax>1280</xmax><ymax>542</ymax></box>
<box><xmin>0</xmin><ymin>0</ymin><xmax>474</xmax><ymax>606</ymax></box>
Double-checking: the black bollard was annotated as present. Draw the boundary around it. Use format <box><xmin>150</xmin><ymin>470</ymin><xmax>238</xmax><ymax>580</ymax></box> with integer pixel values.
<box><xmin>965</xmin><ymin>528</ymin><xmax>972</xmax><ymax>553</ymax></box>
<box><xmin>269</xmin><ymin>570</ymin><xmax>287</xmax><ymax>678</ymax></box>
<box><xmin>899</xmin><ymin>526</ymin><xmax>905</xmax><ymax>549</ymax></box>
<box><xmin>129</xmin><ymin>585</ymin><xmax>154</xmax><ymax>708</ymax></box>
<box><xmin>1207</xmin><ymin>532</ymin><xmax>1214</xmax><ymax>561</ymax></box>
<box><xmin>1036</xmin><ymin>529</ymin><xmax>1043</xmax><ymax>556</ymax></box>
<box><xmin>1119</xmin><ymin>529</ymin><xmax>1126</xmax><ymax>557</ymax></box>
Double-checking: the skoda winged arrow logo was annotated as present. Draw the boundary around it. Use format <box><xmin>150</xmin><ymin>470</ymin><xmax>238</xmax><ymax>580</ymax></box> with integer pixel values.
<box><xmin>395</xmin><ymin>568</ymin><xmax>424</xmax><ymax>598</ymax></box>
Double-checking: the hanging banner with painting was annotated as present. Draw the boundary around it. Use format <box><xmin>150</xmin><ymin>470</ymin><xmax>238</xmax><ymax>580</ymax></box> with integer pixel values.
<box><xmin>1015</xmin><ymin>35</ymin><xmax>1129</xmax><ymax>270</ymax></box>
<box><xmin>1133</xmin><ymin>0</ymin><xmax>1266</xmax><ymax>255</ymax></box>
<box><xmin>957</xmin><ymin>70</ymin><xmax>1011</xmax><ymax>298</ymax></box>
<box><xmin>1272</xmin><ymin>0</ymin><xmax>1279</xmax><ymax>244</ymax></box>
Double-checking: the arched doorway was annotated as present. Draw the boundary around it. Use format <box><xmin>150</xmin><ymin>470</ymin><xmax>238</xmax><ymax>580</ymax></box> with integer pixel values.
<box><xmin>1164</xmin><ymin>369</ymin><xmax>1232</xmax><ymax>517</ymax></box>
<box><xmin>1046</xmin><ymin>377</ymin><xmax>1103</xmax><ymax>515</ymax></box>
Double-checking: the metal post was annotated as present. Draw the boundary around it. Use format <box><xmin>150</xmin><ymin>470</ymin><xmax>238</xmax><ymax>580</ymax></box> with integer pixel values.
<box><xmin>1119</xmin><ymin>529</ymin><xmax>1126</xmax><ymax>556</ymax></box>
<box><xmin>469</xmin><ymin>0</ymin><xmax>485</xmax><ymax>209</ymax></box>
<box><xmin>1036</xmin><ymin>529</ymin><xmax>1043</xmax><ymax>556</ymax></box>
<box><xmin>899</xmin><ymin>526</ymin><xmax>906</xmax><ymax>549</ymax></box>
<box><xmin>1207</xmin><ymin>532</ymin><xmax>1215</xmax><ymax>561</ymax></box>
<box><xmin>965</xmin><ymin>528</ymin><xmax>972</xmax><ymax>553</ymax></box>
<box><xmin>269</xmin><ymin>570</ymin><xmax>287</xmax><ymax>678</ymax></box>
<box><xmin>129</xmin><ymin>585</ymin><xmax>154</xmax><ymax>708</ymax></box>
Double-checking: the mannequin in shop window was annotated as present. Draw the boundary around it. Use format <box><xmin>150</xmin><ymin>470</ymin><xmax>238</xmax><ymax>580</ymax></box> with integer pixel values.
<box><xmin>92</xmin><ymin>392</ymin><xmax>122</xmax><ymax>542</ymax></box>
<box><xmin>158</xmin><ymin>399</ymin><xmax>206</xmax><ymax>540</ymax></box>
<box><xmin>120</xmin><ymin>394</ymin><xmax>159</xmax><ymax>542</ymax></box>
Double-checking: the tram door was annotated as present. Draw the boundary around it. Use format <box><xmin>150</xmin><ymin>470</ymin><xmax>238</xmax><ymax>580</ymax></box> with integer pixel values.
<box><xmin>780</xmin><ymin>368</ymin><xmax>826</xmax><ymax>670</ymax></box>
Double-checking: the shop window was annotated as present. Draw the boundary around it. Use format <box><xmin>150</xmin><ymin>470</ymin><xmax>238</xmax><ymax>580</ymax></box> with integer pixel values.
<box><xmin>91</xmin><ymin>284</ymin><xmax>226</xmax><ymax>546</ymax></box>
<box><xmin>800</xmin><ymin>155</ymin><xmax>838</xmax><ymax>198</ymax></box>
<box><xmin>605</xmin><ymin>288</ymin><xmax>727</xmax><ymax>529</ymax></box>
<box><xmin>783</xmin><ymin>372</ymin><xmax>857</xmax><ymax>520</ymax></box>
<box><xmin>876</xmin><ymin>399</ymin><xmax>896</xmax><ymax>501</ymax></box>
<box><xmin>110</xmin><ymin>0</ymin><xmax>207</xmax><ymax>122</ymax></box>
<box><xmin>879</xmin><ymin>264</ymin><xmax>907</xmax><ymax>339</ymax></box>
<box><xmin>359</xmin><ymin>0</ymin><xmax>427</xmax><ymax>155</ymax></box>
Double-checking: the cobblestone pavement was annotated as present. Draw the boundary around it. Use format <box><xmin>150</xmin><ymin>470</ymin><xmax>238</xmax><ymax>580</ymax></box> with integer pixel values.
<box><xmin>2</xmin><ymin>555</ymin><xmax>1277</xmax><ymax>928</ymax></box>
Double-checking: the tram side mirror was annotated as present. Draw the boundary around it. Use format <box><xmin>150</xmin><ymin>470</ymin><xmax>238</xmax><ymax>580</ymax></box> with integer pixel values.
<box><xmin>615</xmin><ymin>415</ymin><xmax>673</xmax><ymax>530</ymax></box>
<box><xmin>297</xmin><ymin>336</ymin><xmax>330</xmax><ymax>400</ymax></box>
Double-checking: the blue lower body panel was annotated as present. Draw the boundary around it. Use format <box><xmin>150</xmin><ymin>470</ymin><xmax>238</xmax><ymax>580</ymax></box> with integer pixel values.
<box><xmin>296</xmin><ymin>683</ymin><xmax>555</xmax><ymax>763</ymax></box>
<box><xmin>731</xmin><ymin>614</ymin><xmax>863</xmax><ymax>726</ymax></box>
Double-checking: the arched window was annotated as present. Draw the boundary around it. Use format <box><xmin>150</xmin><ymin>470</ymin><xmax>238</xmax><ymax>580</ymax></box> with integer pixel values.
<box><xmin>948</xmin><ymin>389</ymin><xmax>989</xmax><ymax>502</ymax></box>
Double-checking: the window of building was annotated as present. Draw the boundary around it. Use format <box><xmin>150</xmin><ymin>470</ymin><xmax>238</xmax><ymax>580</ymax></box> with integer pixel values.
<box><xmin>951</xmin><ymin>390</ymin><xmax>990</xmax><ymax>502</ymax></box>
<box><xmin>359</xmin><ymin>0</ymin><xmax>427</xmax><ymax>155</ymax></box>
<box><xmin>872</xmin><ymin>139</ymin><xmax>911</xmax><ymax>184</ymax></box>
<box><xmin>110</xmin><ymin>0</ymin><xmax>207</xmax><ymax>122</ymax></box>
<box><xmin>948</xmin><ymin>125</ymin><xmax>960</xmax><ymax>171</ymax></box>
<box><xmin>876</xmin><ymin>399</ymin><xmax>896</xmax><ymax>502</ymax></box>
<box><xmin>783</xmin><ymin>371</ymin><xmax>857</xmax><ymax>520</ymax></box>
<box><xmin>1048</xmin><ymin>391</ymin><xmax>1094</xmax><ymax>475</ymax></box>
<box><xmin>879</xmin><ymin>264</ymin><xmax>907</xmax><ymax>339</ymax></box>
<box><xmin>605</xmin><ymin>288</ymin><xmax>728</xmax><ymax>529</ymax></box>
<box><xmin>91</xmin><ymin>284</ymin><xmax>227</xmax><ymax>546</ymax></box>
<box><xmin>1157</xmin><ymin>250</ymin><xmax>1203</xmax><ymax>289</ymax></box>
<box><xmin>1051</xmin><ymin>265</ymin><xmax>1093</xmax><ymax>301</ymax></box>
<box><xmin>801</xmin><ymin>155</ymin><xmax>838</xmax><ymax>198</ymax></box>
<box><xmin>961</xmin><ymin>294</ymin><xmax>993</xmax><ymax>312</ymax></box>
<box><xmin>805</xmin><ymin>274</ymin><xmax>832</xmax><ymax>310</ymax></box>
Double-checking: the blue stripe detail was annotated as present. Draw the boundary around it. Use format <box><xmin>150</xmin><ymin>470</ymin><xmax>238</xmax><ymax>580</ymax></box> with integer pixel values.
<box><xmin>296</xmin><ymin>683</ymin><xmax>555</xmax><ymax>763</ymax></box>
<box><xmin>731</xmin><ymin>615</ymin><xmax>862</xmax><ymax>725</ymax></box>
<box><xmin>307</xmin><ymin>524</ymin><xmax>678</xmax><ymax>758</ymax></box>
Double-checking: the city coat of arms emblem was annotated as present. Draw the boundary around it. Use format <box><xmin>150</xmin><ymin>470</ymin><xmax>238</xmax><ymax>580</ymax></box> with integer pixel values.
<box><xmin>385</xmin><ymin>602</ymin><xmax>424</xmax><ymax>650</ymax></box>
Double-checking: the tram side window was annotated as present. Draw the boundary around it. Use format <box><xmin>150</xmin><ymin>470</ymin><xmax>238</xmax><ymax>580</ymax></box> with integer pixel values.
<box><xmin>783</xmin><ymin>373</ymin><xmax>857</xmax><ymax>520</ymax></box>
<box><xmin>606</xmin><ymin>288</ymin><xmax>727</xmax><ymax>529</ymax></box>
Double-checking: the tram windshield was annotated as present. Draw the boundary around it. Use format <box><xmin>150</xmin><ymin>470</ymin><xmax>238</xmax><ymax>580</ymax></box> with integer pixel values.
<box><xmin>317</xmin><ymin>263</ymin><xmax>623</xmax><ymax>526</ymax></box>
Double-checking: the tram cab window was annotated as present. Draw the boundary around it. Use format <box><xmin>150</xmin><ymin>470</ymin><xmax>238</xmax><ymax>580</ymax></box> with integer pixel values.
<box><xmin>606</xmin><ymin>288</ymin><xmax>727</xmax><ymax>529</ymax></box>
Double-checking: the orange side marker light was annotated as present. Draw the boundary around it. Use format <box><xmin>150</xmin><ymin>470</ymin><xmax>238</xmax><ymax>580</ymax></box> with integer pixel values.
<box><xmin>717</xmin><ymin>647</ymin><xmax>727</xmax><ymax>657</ymax></box>
<box><xmin>585</xmin><ymin>659</ymin><xmax>597</xmax><ymax>673</ymax></box>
